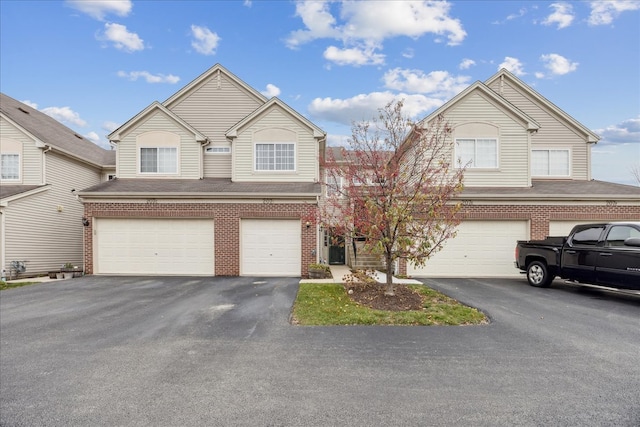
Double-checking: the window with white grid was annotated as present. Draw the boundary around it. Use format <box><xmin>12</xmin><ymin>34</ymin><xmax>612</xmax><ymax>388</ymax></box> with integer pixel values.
<box><xmin>455</xmin><ymin>138</ymin><xmax>498</xmax><ymax>168</ymax></box>
<box><xmin>532</xmin><ymin>149</ymin><xmax>569</xmax><ymax>177</ymax></box>
<box><xmin>1</xmin><ymin>154</ymin><xmax>20</xmax><ymax>180</ymax></box>
<box><xmin>255</xmin><ymin>143</ymin><xmax>295</xmax><ymax>171</ymax></box>
<box><xmin>140</xmin><ymin>147</ymin><xmax>177</xmax><ymax>174</ymax></box>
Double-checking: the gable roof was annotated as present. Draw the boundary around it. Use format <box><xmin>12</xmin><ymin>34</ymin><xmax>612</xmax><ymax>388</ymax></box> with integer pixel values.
<box><xmin>226</xmin><ymin>97</ymin><xmax>326</xmax><ymax>139</ymax></box>
<box><xmin>419</xmin><ymin>81</ymin><xmax>540</xmax><ymax>132</ymax></box>
<box><xmin>108</xmin><ymin>101</ymin><xmax>208</xmax><ymax>143</ymax></box>
<box><xmin>1</xmin><ymin>93</ymin><xmax>115</xmax><ymax>167</ymax></box>
<box><xmin>485</xmin><ymin>69</ymin><xmax>600</xmax><ymax>143</ymax></box>
<box><xmin>163</xmin><ymin>63</ymin><xmax>267</xmax><ymax>108</ymax></box>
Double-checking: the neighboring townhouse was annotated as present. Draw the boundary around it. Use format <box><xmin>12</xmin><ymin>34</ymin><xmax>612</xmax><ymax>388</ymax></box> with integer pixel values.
<box><xmin>320</xmin><ymin>69</ymin><xmax>639</xmax><ymax>279</ymax></box>
<box><xmin>401</xmin><ymin>69</ymin><xmax>640</xmax><ymax>278</ymax></box>
<box><xmin>79</xmin><ymin>64</ymin><xmax>325</xmax><ymax>277</ymax></box>
<box><xmin>0</xmin><ymin>93</ymin><xmax>115</xmax><ymax>279</ymax></box>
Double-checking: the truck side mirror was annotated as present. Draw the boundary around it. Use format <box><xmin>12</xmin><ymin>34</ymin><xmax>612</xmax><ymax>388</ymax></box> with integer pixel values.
<box><xmin>623</xmin><ymin>237</ymin><xmax>640</xmax><ymax>247</ymax></box>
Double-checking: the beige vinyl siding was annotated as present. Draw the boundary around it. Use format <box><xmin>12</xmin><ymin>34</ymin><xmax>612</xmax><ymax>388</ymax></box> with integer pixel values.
<box><xmin>487</xmin><ymin>80</ymin><xmax>590</xmax><ymax>180</ymax></box>
<box><xmin>116</xmin><ymin>111</ymin><xmax>201</xmax><ymax>179</ymax></box>
<box><xmin>0</xmin><ymin>117</ymin><xmax>43</xmax><ymax>185</ymax></box>
<box><xmin>446</xmin><ymin>92</ymin><xmax>530</xmax><ymax>187</ymax></box>
<box><xmin>167</xmin><ymin>72</ymin><xmax>264</xmax><ymax>179</ymax></box>
<box><xmin>204</xmin><ymin>153</ymin><xmax>232</xmax><ymax>177</ymax></box>
<box><xmin>233</xmin><ymin>107</ymin><xmax>318</xmax><ymax>182</ymax></box>
<box><xmin>3</xmin><ymin>152</ymin><xmax>102</xmax><ymax>275</ymax></box>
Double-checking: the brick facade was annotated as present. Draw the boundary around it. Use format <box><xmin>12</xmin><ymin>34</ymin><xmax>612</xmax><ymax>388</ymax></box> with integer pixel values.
<box><xmin>83</xmin><ymin>202</ymin><xmax>317</xmax><ymax>277</ymax></box>
<box><xmin>396</xmin><ymin>203</ymin><xmax>640</xmax><ymax>276</ymax></box>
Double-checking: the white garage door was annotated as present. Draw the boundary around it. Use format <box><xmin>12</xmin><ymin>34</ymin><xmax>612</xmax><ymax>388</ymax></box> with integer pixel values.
<box><xmin>241</xmin><ymin>219</ymin><xmax>301</xmax><ymax>276</ymax></box>
<box><xmin>95</xmin><ymin>218</ymin><xmax>214</xmax><ymax>275</ymax></box>
<box><xmin>408</xmin><ymin>220</ymin><xmax>529</xmax><ymax>278</ymax></box>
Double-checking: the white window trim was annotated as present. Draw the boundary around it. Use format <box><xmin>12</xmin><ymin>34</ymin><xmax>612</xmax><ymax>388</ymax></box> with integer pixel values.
<box><xmin>0</xmin><ymin>153</ymin><xmax>21</xmax><ymax>181</ymax></box>
<box><xmin>531</xmin><ymin>148</ymin><xmax>571</xmax><ymax>178</ymax></box>
<box><xmin>326</xmin><ymin>174</ymin><xmax>343</xmax><ymax>196</ymax></box>
<box><xmin>205</xmin><ymin>146</ymin><xmax>231</xmax><ymax>154</ymax></box>
<box><xmin>138</xmin><ymin>147</ymin><xmax>179</xmax><ymax>175</ymax></box>
<box><xmin>455</xmin><ymin>138</ymin><xmax>499</xmax><ymax>169</ymax></box>
<box><xmin>253</xmin><ymin>142</ymin><xmax>297</xmax><ymax>172</ymax></box>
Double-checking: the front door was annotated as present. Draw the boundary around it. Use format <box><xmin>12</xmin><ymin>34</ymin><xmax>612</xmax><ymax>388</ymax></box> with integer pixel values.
<box><xmin>329</xmin><ymin>235</ymin><xmax>345</xmax><ymax>265</ymax></box>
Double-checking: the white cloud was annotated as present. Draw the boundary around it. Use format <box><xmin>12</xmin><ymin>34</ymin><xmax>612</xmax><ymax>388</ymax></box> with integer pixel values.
<box><xmin>459</xmin><ymin>58</ymin><xmax>476</xmax><ymax>70</ymax></box>
<box><xmin>326</xmin><ymin>133</ymin><xmax>352</xmax><ymax>148</ymax></box>
<box><xmin>102</xmin><ymin>121</ymin><xmax>120</xmax><ymax>133</ymax></box>
<box><xmin>309</xmin><ymin>92</ymin><xmax>443</xmax><ymax>126</ymax></box>
<box><xmin>382</xmin><ymin>68</ymin><xmax>470</xmax><ymax>99</ymax></box>
<box><xmin>190</xmin><ymin>25</ymin><xmax>220</xmax><ymax>55</ymax></box>
<box><xmin>588</xmin><ymin>0</ymin><xmax>640</xmax><ymax>26</ymax></box>
<box><xmin>323</xmin><ymin>45</ymin><xmax>385</xmax><ymax>66</ymax></box>
<box><xmin>402</xmin><ymin>48</ymin><xmax>414</xmax><ymax>59</ymax></box>
<box><xmin>287</xmin><ymin>1</ymin><xmax>466</xmax><ymax>65</ymax></box>
<box><xmin>117</xmin><ymin>70</ymin><xmax>180</xmax><ymax>84</ymax></box>
<box><xmin>66</xmin><ymin>0</ymin><xmax>132</xmax><ymax>21</ymax></box>
<box><xmin>21</xmin><ymin>100</ymin><xmax>38</xmax><ymax>109</ymax></box>
<box><xmin>261</xmin><ymin>84</ymin><xmax>281</xmax><ymax>98</ymax></box>
<box><xmin>101</xmin><ymin>23</ymin><xmax>144</xmax><ymax>52</ymax></box>
<box><xmin>84</xmin><ymin>131</ymin><xmax>100</xmax><ymax>143</ymax></box>
<box><xmin>595</xmin><ymin>117</ymin><xmax>640</xmax><ymax>145</ymax></box>
<box><xmin>41</xmin><ymin>106</ymin><xmax>87</xmax><ymax>127</ymax></box>
<box><xmin>499</xmin><ymin>57</ymin><xmax>526</xmax><ymax>76</ymax></box>
<box><xmin>542</xmin><ymin>3</ymin><xmax>574</xmax><ymax>29</ymax></box>
<box><xmin>286</xmin><ymin>1</ymin><xmax>340</xmax><ymax>49</ymax></box>
<box><xmin>540</xmin><ymin>53</ymin><xmax>578</xmax><ymax>75</ymax></box>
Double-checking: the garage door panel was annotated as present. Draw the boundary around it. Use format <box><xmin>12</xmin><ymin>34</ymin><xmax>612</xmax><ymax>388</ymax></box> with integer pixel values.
<box><xmin>96</xmin><ymin>219</ymin><xmax>214</xmax><ymax>275</ymax></box>
<box><xmin>408</xmin><ymin>220</ymin><xmax>528</xmax><ymax>278</ymax></box>
<box><xmin>241</xmin><ymin>219</ymin><xmax>301</xmax><ymax>276</ymax></box>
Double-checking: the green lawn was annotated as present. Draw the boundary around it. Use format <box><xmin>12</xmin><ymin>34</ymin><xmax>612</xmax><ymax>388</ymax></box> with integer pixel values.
<box><xmin>0</xmin><ymin>280</ymin><xmax>43</xmax><ymax>291</ymax></box>
<box><xmin>292</xmin><ymin>283</ymin><xmax>488</xmax><ymax>326</ymax></box>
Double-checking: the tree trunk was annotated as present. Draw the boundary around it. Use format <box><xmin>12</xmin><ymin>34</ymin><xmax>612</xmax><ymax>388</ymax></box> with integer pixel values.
<box><xmin>383</xmin><ymin>253</ymin><xmax>395</xmax><ymax>296</ymax></box>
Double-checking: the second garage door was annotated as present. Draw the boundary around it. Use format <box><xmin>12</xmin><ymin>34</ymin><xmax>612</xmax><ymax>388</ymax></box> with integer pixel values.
<box><xmin>241</xmin><ymin>219</ymin><xmax>301</xmax><ymax>276</ymax></box>
<box><xmin>95</xmin><ymin>218</ymin><xmax>215</xmax><ymax>275</ymax></box>
<box><xmin>408</xmin><ymin>220</ymin><xmax>529</xmax><ymax>278</ymax></box>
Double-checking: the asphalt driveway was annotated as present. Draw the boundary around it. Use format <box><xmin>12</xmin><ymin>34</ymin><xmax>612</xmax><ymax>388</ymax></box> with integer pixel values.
<box><xmin>1</xmin><ymin>276</ymin><xmax>639</xmax><ymax>426</ymax></box>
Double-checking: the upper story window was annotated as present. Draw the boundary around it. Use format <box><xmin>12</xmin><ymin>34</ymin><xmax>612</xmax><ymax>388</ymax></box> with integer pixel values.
<box><xmin>137</xmin><ymin>131</ymin><xmax>180</xmax><ymax>175</ymax></box>
<box><xmin>255</xmin><ymin>143</ymin><xmax>295</xmax><ymax>171</ymax></box>
<box><xmin>206</xmin><ymin>146</ymin><xmax>231</xmax><ymax>154</ymax></box>
<box><xmin>455</xmin><ymin>138</ymin><xmax>498</xmax><ymax>168</ymax></box>
<box><xmin>140</xmin><ymin>147</ymin><xmax>177</xmax><ymax>174</ymax></box>
<box><xmin>532</xmin><ymin>149</ymin><xmax>570</xmax><ymax>177</ymax></box>
<box><xmin>1</xmin><ymin>153</ymin><xmax>20</xmax><ymax>180</ymax></box>
<box><xmin>326</xmin><ymin>174</ymin><xmax>343</xmax><ymax>196</ymax></box>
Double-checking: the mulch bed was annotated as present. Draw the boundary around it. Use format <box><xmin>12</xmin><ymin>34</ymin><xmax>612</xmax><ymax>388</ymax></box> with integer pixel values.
<box><xmin>344</xmin><ymin>282</ymin><xmax>424</xmax><ymax>311</ymax></box>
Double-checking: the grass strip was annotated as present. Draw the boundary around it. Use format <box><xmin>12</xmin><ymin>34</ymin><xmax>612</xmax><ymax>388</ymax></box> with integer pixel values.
<box><xmin>292</xmin><ymin>283</ymin><xmax>487</xmax><ymax>326</ymax></box>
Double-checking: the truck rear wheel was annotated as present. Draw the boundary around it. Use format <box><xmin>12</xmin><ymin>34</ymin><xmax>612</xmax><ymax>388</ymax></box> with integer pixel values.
<box><xmin>527</xmin><ymin>261</ymin><xmax>554</xmax><ymax>287</ymax></box>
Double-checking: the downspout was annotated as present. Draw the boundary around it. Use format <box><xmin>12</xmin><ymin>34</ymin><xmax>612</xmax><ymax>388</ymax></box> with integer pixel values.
<box><xmin>42</xmin><ymin>145</ymin><xmax>52</xmax><ymax>184</ymax></box>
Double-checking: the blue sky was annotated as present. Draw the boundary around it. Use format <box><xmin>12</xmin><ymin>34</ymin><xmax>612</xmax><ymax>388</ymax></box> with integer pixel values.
<box><xmin>1</xmin><ymin>0</ymin><xmax>639</xmax><ymax>185</ymax></box>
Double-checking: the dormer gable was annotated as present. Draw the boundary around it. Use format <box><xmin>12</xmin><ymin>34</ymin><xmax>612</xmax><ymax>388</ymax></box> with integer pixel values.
<box><xmin>108</xmin><ymin>101</ymin><xmax>207</xmax><ymax>143</ymax></box>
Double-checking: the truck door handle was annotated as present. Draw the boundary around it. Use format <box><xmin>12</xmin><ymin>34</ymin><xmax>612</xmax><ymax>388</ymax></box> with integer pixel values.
<box><xmin>599</xmin><ymin>253</ymin><xmax>612</xmax><ymax>256</ymax></box>
<box><xmin>566</xmin><ymin>250</ymin><xmax>577</xmax><ymax>254</ymax></box>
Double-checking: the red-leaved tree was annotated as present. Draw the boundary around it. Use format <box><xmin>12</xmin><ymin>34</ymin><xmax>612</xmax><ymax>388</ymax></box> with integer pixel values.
<box><xmin>318</xmin><ymin>100</ymin><xmax>466</xmax><ymax>296</ymax></box>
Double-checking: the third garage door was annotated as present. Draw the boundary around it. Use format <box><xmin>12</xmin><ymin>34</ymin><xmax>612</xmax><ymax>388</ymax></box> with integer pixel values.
<box><xmin>240</xmin><ymin>219</ymin><xmax>301</xmax><ymax>276</ymax></box>
<box><xmin>408</xmin><ymin>220</ymin><xmax>528</xmax><ymax>278</ymax></box>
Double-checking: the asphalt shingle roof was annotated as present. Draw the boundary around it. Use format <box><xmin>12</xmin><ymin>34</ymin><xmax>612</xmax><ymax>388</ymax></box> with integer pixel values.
<box><xmin>79</xmin><ymin>178</ymin><xmax>321</xmax><ymax>197</ymax></box>
<box><xmin>461</xmin><ymin>179</ymin><xmax>640</xmax><ymax>199</ymax></box>
<box><xmin>0</xmin><ymin>185</ymin><xmax>47</xmax><ymax>200</ymax></box>
<box><xmin>1</xmin><ymin>93</ymin><xmax>115</xmax><ymax>167</ymax></box>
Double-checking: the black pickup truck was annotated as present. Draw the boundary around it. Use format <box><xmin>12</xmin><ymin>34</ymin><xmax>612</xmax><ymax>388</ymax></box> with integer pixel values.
<box><xmin>515</xmin><ymin>222</ymin><xmax>640</xmax><ymax>290</ymax></box>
